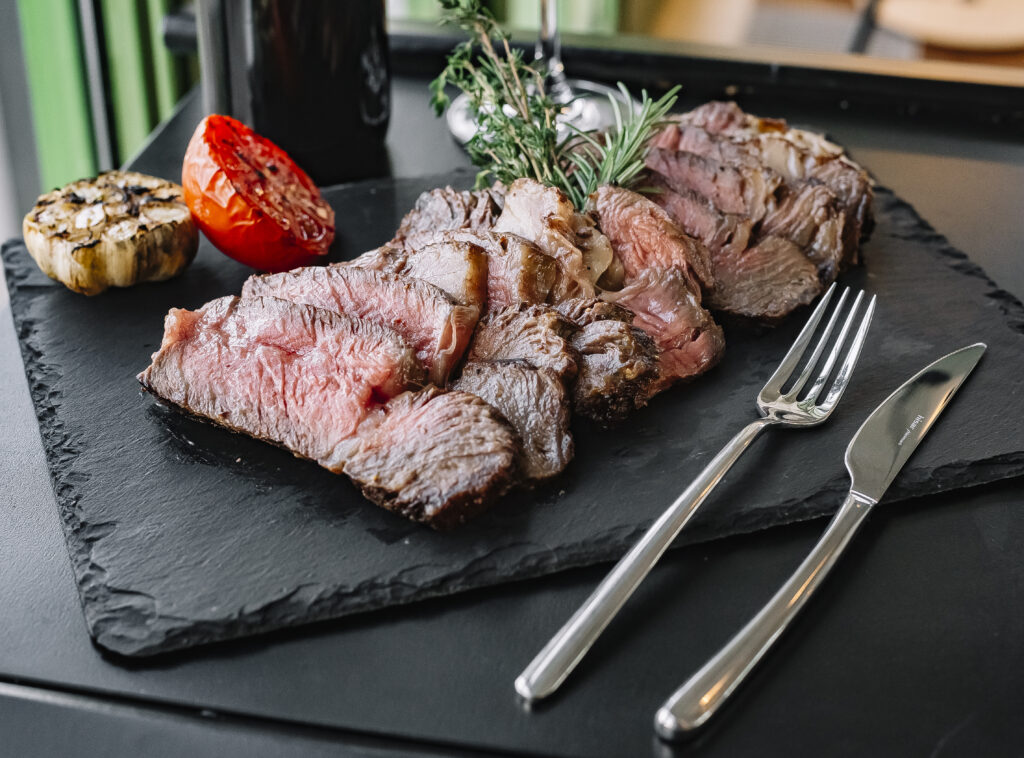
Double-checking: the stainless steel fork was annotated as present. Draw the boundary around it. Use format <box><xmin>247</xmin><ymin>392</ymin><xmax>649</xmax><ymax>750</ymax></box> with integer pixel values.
<box><xmin>515</xmin><ymin>283</ymin><xmax>876</xmax><ymax>703</ymax></box>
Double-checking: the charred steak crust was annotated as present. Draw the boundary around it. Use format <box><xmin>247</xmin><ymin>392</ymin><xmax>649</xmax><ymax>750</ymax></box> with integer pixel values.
<box><xmin>571</xmin><ymin>319</ymin><xmax>660</xmax><ymax>424</ymax></box>
<box><xmin>241</xmin><ymin>265</ymin><xmax>479</xmax><ymax>386</ymax></box>
<box><xmin>452</xmin><ymin>360</ymin><xmax>574</xmax><ymax>481</ymax></box>
<box><xmin>343</xmin><ymin>388</ymin><xmax>518</xmax><ymax>530</ymax></box>
<box><xmin>467</xmin><ymin>303</ymin><xmax>579</xmax><ymax>382</ymax></box>
<box><xmin>442</xmin><ymin>229</ymin><xmax>558</xmax><ymax>311</ymax></box>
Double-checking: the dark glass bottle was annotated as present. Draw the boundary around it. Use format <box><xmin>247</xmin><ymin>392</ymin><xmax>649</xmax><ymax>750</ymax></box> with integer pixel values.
<box><xmin>208</xmin><ymin>0</ymin><xmax>391</xmax><ymax>185</ymax></box>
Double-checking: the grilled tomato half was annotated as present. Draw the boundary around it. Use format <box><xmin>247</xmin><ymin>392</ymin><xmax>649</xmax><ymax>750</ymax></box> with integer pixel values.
<box><xmin>182</xmin><ymin>114</ymin><xmax>334</xmax><ymax>271</ymax></box>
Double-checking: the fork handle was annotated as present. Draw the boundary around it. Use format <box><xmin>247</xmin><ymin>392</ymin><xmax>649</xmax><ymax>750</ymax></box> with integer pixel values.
<box><xmin>515</xmin><ymin>418</ymin><xmax>772</xmax><ymax>703</ymax></box>
<box><xmin>654</xmin><ymin>491</ymin><xmax>875</xmax><ymax>740</ymax></box>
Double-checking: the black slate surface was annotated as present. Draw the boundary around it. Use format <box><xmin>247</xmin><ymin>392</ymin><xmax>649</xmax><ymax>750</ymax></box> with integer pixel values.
<box><xmin>5</xmin><ymin>172</ymin><xmax>1024</xmax><ymax>658</ymax></box>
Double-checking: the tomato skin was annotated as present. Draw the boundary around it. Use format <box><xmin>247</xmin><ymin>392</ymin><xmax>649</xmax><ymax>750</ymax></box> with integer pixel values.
<box><xmin>181</xmin><ymin>115</ymin><xmax>334</xmax><ymax>272</ymax></box>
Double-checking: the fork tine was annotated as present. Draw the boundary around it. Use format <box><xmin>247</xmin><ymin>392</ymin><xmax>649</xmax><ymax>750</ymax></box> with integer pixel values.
<box><xmin>760</xmin><ymin>283</ymin><xmax>837</xmax><ymax>398</ymax></box>
<box><xmin>802</xmin><ymin>290</ymin><xmax>866</xmax><ymax>406</ymax></box>
<box><xmin>818</xmin><ymin>294</ymin><xmax>876</xmax><ymax>412</ymax></box>
<box><xmin>781</xmin><ymin>287</ymin><xmax>850</xmax><ymax>400</ymax></box>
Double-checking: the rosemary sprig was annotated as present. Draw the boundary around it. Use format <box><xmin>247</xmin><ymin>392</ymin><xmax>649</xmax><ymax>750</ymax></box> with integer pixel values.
<box><xmin>564</xmin><ymin>84</ymin><xmax>681</xmax><ymax>208</ymax></box>
<box><xmin>430</xmin><ymin>0</ymin><xmax>679</xmax><ymax>209</ymax></box>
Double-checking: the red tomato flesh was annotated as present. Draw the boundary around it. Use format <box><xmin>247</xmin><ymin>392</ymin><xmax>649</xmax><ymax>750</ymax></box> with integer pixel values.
<box><xmin>182</xmin><ymin>114</ymin><xmax>335</xmax><ymax>272</ymax></box>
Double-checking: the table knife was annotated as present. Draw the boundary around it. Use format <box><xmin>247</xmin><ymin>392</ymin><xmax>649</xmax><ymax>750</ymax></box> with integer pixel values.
<box><xmin>655</xmin><ymin>342</ymin><xmax>987</xmax><ymax>740</ymax></box>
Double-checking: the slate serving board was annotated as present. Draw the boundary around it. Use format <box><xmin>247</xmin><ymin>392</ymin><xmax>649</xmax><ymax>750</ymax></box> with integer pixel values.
<box><xmin>5</xmin><ymin>172</ymin><xmax>1024</xmax><ymax>657</ymax></box>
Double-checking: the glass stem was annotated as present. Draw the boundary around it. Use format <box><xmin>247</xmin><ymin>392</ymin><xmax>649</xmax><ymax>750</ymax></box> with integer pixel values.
<box><xmin>536</xmin><ymin>0</ymin><xmax>572</xmax><ymax>104</ymax></box>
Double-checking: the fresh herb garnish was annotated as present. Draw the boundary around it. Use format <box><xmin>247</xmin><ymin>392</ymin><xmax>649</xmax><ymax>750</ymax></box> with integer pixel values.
<box><xmin>430</xmin><ymin>0</ymin><xmax>679</xmax><ymax>210</ymax></box>
<box><xmin>429</xmin><ymin>0</ymin><xmax>571</xmax><ymax>194</ymax></box>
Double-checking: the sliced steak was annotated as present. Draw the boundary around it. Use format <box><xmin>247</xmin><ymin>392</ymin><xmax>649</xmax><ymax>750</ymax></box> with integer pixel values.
<box><xmin>588</xmin><ymin>184</ymin><xmax>714</xmax><ymax>293</ymax></box>
<box><xmin>554</xmin><ymin>297</ymin><xmax>634</xmax><ymax>326</ymax></box>
<box><xmin>467</xmin><ymin>303</ymin><xmax>579</xmax><ymax>382</ymax></box>
<box><xmin>345</xmin><ymin>387</ymin><xmax>517</xmax><ymax>529</ymax></box>
<box><xmin>652</xmin><ymin>129</ymin><xmax>854</xmax><ymax>277</ymax></box>
<box><xmin>242</xmin><ymin>266</ymin><xmax>478</xmax><ymax>386</ymax></box>
<box><xmin>644</xmin><ymin>145</ymin><xmax>782</xmax><ymax>223</ymax></box>
<box><xmin>705</xmin><ymin>236</ymin><xmax>820</xmax><ymax>322</ymax></box>
<box><xmin>451</xmin><ymin>361</ymin><xmax>573</xmax><ymax>480</ymax></box>
<box><xmin>571</xmin><ymin>319</ymin><xmax>660</xmax><ymax>423</ymax></box>
<box><xmin>603</xmin><ymin>269</ymin><xmax>725</xmax><ymax>388</ymax></box>
<box><xmin>346</xmin><ymin>235</ymin><xmax>488</xmax><ymax>308</ymax></box>
<box><xmin>759</xmin><ymin>181</ymin><xmax>847</xmax><ymax>282</ymax></box>
<box><xmin>391</xmin><ymin>186</ymin><xmax>504</xmax><ymax>252</ymax></box>
<box><xmin>650</xmin><ymin>175</ymin><xmax>830</xmax><ymax>322</ymax></box>
<box><xmin>647</xmin><ymin>172</ymin><xmax>753</xmax><ymax>258</ymax></box>
<box><xmin>444</xmin><ymin>229</ymin><xmax>557</xmax><ymax>311</ymax></box>
<box><xmin>494</xmin><ymin>178</ymin><xmax>613</xmax><ymax>301</ymax></box>
<box><xmin>138</xmin><ymin>296</ymin><xmax>424</xmax><ymax>472</ymax></box>
<box><xmin>677</xmin><ymin>101</ymin><xmax>873</xmax><ymax>256</ymax></box>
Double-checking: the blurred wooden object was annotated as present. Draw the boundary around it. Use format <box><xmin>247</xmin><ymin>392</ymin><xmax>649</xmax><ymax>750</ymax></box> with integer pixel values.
<box><xmin>877</xmin><ymin>0</ymin><xmax>1024</xmax><ymax>51</ymax></box>
<box><xmin>621</xmin><ymin>0</ymin><xmax>758</xmax><ymax>45</ymax></box>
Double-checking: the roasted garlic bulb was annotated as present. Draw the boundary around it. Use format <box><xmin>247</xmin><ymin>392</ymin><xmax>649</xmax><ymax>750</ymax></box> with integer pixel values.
<box><xmin>23</xmin><ymin>171</ymin><xmax>198</xmax><ymax>295</ymax></box>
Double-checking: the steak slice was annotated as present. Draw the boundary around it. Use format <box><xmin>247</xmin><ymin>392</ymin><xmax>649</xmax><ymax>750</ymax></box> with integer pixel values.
<box><xmin>760</xmin><ymin>181</ymin><xmax>847</xmax><ymax>282</ymax></box>
<box><xmin>494</xmin><ymin>178</ymin><xmax>613</xmax><ymax>301</ymax></box>
<box><xmin>603</xmin><ymin>269</ymin><xmax>725</xmax><ymax>389</ymax></box>
<box><xmin>644</xmin><ymin>145</ymin><xmax>782</xmax><ymax>223</ymax></box>
<box><xmin>554</xmin><ymin>297</ymin><xmax>634</xmax><ymax>326</ymax></box>
<box><xmin>138</xmin><ymin>296</ymin><xmax>424</xmax><ymax>472</ymax></box>
<box><xmin>242</xmin><ymin>266</ymin><xmax>478</xmax><ymax>386</ymax></box>
<box><xmin>705</xmin><ymin>236</ymin><xmax>821</xmax><ymax>322</ymax></box>
<box><xmin>571</xmin><ymin>319</ymin><xmax>660</xmax><ymax>423</ymax></box>
<box><xmin>652</xmin><ymin>129</ymin><xmax>854</xmax><ymax>277</ymax></box>
<box><xmin>345</xmin><ymin>387</ymin><xmax>518</xmax><ymax>529</ymax></box>
<box><xmin>451</xmin><ymin>361</ymin><xmax>573</xmax><ymax>480</ymax></box>
<box><xmin>467</xmin><ymin>303</ymin><xmax>579</xmax><ymax>382</ymax></box>
<box><xmin>588</xmin><ymin>184</ymin><xmax>714</xmax><ymax>293</ymax></box>
<box><xmin>346</xmin><ymin>235</ymin><xmax>488</xmax><ymax>308</ymax></box>
<box><xmin>647</xmin><ymin>172</ymin><xmax>753</xmax><ymax>258</ymax></box>
<box><xmin>391</xmin><ymin>186</ymin><xmax>505</xmax><ymax>252</ymax></box>
<box><xmin>443</xmin><ymin>229</ymin><xmax>557</xmax><ymax>311</ymax></box>
<box><xmin>677</xmin><ymin>101</ymin><xmax>873</xmax><ymax>257</ymax></box>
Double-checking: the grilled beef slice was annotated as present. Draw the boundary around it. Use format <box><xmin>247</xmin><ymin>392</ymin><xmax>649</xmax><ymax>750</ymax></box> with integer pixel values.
<box><xmin>704</xmin><ymin>236</ymin><xmax>820</xmax><ymax>322</ymax></box>
<box><xmin>391</xmin><ymin>186</ymin><xmax>505</xmax><ymax>252</ymax></box>
<box><xmin>442</xmin><ymin>229</ymin><xmax>557</xmax><ymax>311</ymax></box>
<box><xmin>494</xmin><ymin>178</ymin><xmax>613</xmax><ymax>301</ymax></box>
<box><xmin>346</xmin><ymin>235</ymin><xmax>488</xmax><ymax>309</ymax></box>
<box><xmin>467</xmin><ymin>303</ymin><xmax>579</xmax><ymax>382</ymax></box>
<box><xmin>647</xmin><ymin>171</ymin><xmax>827</xmax><ymax>321</ymax></box>
<box><xmin>552</xmin><ymin>297</ymin><xmax>660</xmax><ymax>422</ymax></box>
<box><xmin>677</xmin><ymin>101</ymin><xmax>873</xmax><ymax>257</ymax></box>
<box><xmin>451</xmin><ymin>361</ymin><xmax>573</xmax><ymax>480</ymax></box>
<box><xmin>588</xmin><ymin>184</ymin><xmax>714</xmax><ymax>293</ymax></box>
<box><xmin>647</xmin><ymin>172</ymin><xmax>753</xmax><ymax>257</ymax></box>
<box><xmin>603</xmin><ymin>269</ymin><xmax>725</xmax><ymax>389</ymax></box>
<box><xmin>344</xmin><ymin>387</ymin><xmax>518</xmax><ymax>529</ymax></box>
<box><xmin>570</xmin><ymin>319</ymin><xmax>660</xmax><ymax>423</ymax></box>
<box><xmin>138</xmin><ymin>296</ymin><xmax>424</xmax><ymax>472</ymax></box>
<box><xmin>554</xmin><ymin>297</ymin><xmax>634</xmax><ymax>326</ymax></box>
<box><xmin>242</xmin><ymin>266</ymin><xmax>478</xmax><ymax>386</ymax></box>
<box><xmin>651</xmin><ymin>130</ymin><xmax>853</xmax><ymax>278</ymax></box>
<box><xmin>644</xmin><ymin>144</ymin><xmax>782</xmax><ymax>223</ymax></box>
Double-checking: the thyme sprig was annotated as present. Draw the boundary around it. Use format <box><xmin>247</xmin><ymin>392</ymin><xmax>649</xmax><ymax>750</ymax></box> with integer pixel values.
<box><xmin>429</xmin><ymin>0</ymin><xmax>679</xmax><ymax>210</ymax></box>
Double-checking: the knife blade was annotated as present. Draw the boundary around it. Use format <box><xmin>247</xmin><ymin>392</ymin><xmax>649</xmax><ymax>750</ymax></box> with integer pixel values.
<box><xmin>655</xmin><ymin>343</ymin><xmax>986</xmax><ymax>740</ymax></box>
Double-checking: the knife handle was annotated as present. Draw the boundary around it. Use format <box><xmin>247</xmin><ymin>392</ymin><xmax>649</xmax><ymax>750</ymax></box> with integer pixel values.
<box><xmin>515</xmin><ymin>419</ymin><xmax>772</xmax><ymax>703</ymax></box>
<box><xmin>655</xmin><ymin>491</ymin><xmax>875</xmax><ymax>741</ymax></box>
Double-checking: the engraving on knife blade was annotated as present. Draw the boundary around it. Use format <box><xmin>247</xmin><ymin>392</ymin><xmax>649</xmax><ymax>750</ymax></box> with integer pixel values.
<box><xmin>898</xmin><ymin>414</ymin><xmax>925</xmax><ymax>446</ymax></box>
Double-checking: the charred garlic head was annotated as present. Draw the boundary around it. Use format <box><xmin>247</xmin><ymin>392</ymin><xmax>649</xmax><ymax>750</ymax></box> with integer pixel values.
<box><xmin>23</xmin><ymin>170</ymin><xmax>198</xmax><ymax>295</ymax></box>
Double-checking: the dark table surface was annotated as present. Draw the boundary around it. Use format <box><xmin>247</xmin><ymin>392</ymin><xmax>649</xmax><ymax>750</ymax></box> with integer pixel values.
<box><xmin>2</xmin><ymin>75</ymin><xmax>1024</xmax><ymax>758</ymax></box>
